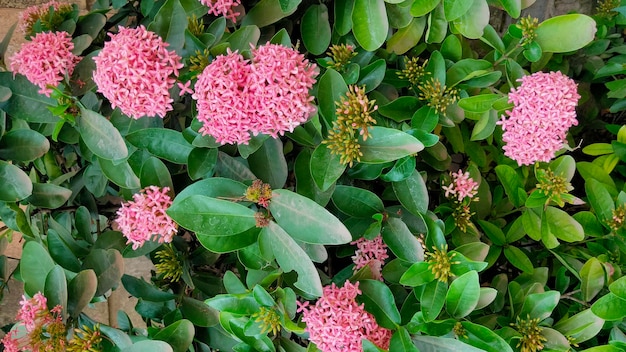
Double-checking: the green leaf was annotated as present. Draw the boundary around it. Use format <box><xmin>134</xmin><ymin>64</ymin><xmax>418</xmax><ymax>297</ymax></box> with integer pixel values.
<box><xmin>140</xmin><ymin>156</ymin><xmax>174</xmax><ymax>189</ymax></box>
<box><xmin>360</xmin><ymin>127</ymin><xmax>424</xmax><ymax>163</ymax></box>
<box><xmin>458</xmin><ymin>94</ymin><xmax>502</xmax><ymax>113</ymax></box>
<box><xmin>446</xmin><ymin>59</ymin><xmax>493</xmax><ymax>87</ymax></box>
<box><xmin>293</xmin><ymin>149</ymin><xmax>334</xmax><ymax>206</ymax></box>
<box><xmin>352</xmin><ymin>0</ymin><xmax>389</xmax><ymax>51</ymax></box>
<box><xmin>301</xmin><ymin>4</ymin><xmax>331</xmax><ymax>55</ymax></box>
<box><xmin>122</xmin><ymin>275</ymin><xmax>177</xmax><ymax>302</ymax></box>
<box><xmin>259</xmin><ymin>222</ymin><xmax>323</xmax><ymax>297</ymax></box>
<box><xmin>77</xmin><ymin>107</ymin><xmax>128</xmax><ymax>160</ymax></box>
<box><xmin>411</xmin><ymin>0</ymin><xmax>440</xmax><ymax>16</ymax></box>
<box><xmin>577</xmin><ymin>161</ymin><xmax>617</xmax><ymax>196</ymax></box>
<box><xmin>553</xmin><ymin>309</ymin><xmax>604</xmax><ymax>344</ymax></box>
<box><xmin>412</xmin><ymin>335</ymin><xmax>485</xmax><ymax>352</ymax></box>
<box><xmin>0</xmin><ymin>161</ymin><xmax>32</xmax><ymax>201</ymax></box>
<box><xmin>0</xmin><ymin>73</ymin><xmax>58</xmax><ymax>123</ymax></box>
<box><xmin>609</xmin><ymin>276</ymin><xmax>626</xmax><ymax>300</ymax></box>
<box><xmin>147</xmin><ymin>0</ymin><xmax>187</xmax><ymax>53</ymax></box>
<box><xmin>392</xmin><ymin>170</ymin><xmax>428</xmax><ymax>216</ymax></box>
<box><xmin>122</xmin><ymin>341</ymin><xmax>173</xmax><ymax>352</ymax></box>
<box><xmin>452</xmin><ymin>0</ymin><xmax>490</xmax><ymax>39</ymax></box>
<box><xmin>443</xmin><ymin>0</ymin><xmax>472</xmax><ymax>21</ymax></box>
<box><xmin>26</xmin><ymin>183</ymin><xmax>72</xmax><ymax>209</ymax></box>
<box><xmin>390</xmin><ymin>327</ymin><xmax>420</xmax><ymax>352</ymax></box>
<box><xmin>543</xmin><ymin>206</ymin><xmax>585</xmax><ymax>243</ymax></box>
<box><xmin>248</xmin><ymin>138</ymin><xmax>288</xmax><ymax>189</ymax></box>
<box><xmin>0</xmin><ymin>129</ymin><xmax>49</xmax><ymax>162</ymax></box>
<box><xmin>580</xmin><ymin>257</ymin><xmax>605</xmax><ymax>302</ymax></box>
<box><xmin>379</xmin><ymin>96</ymin><xmax>421</xmax><ymax>122</ymax></box>
<box><xmin>382</xmin><ymin>217</ymin><xmax>425</xmax><ymax>263</ymax></box>
<box><xmin>187</xmin><ymin>147</ymin><xmax>217</xmax><ymax>180</ymax></box>
<box><xmin>426</xmin><ymin>3</ymin><xmax>447</xmax><ymax>43</ymax></box>
<box><xmin>495</xmin><ymin>165</ymin><xmax>526</xmax><ymax>207</ymax></box>
<box><xmin>446</xmin><ymin>270</ymin><xmax>480</xmax><ymax>318</ymax></box>
<box><xmin>387</xmin><ymin>17</ymin><xmax>427</xmax><ymax>55</ymax></box>
<box><xmin>310</xmin><ymin>144</ymin><xmax>346</xmax><ymax>192</ymax></box>
<box><xmin>223</xmin><ymin>25</ymin><xmax>261</xmax><ymax>52</ymax></box>
<box><xmin>153</xmin><ymin>319</ymin><xmax>195</xmax><ymax>352</ymax></box>
<box><xmin>411</xmin><ymin>106</ymin><xmax>439</xmax><ymax>133</ymax></box>
<box><xmin>317</xmin><ymin>68</ymin><xmax>348</xmax><ymax>124</ymax></box>
<box><xmin>477</xmin><ymin>220</ymin><xmax>506</xmax><ymax>246</ymax></box>
<box><xmin>459</xmin><ymin>321</ymin><xmax>514</xmax><ymax>352</ymax></box>
<box><xmin>21</xmin><ymin>241</ymin><xmax>55</xmax><ymax>296</ymax></box>
<box><xmin>380</xmin><ymin>155</ymin><xmax>417</xmax><ymax>182</ymax></box>
<box><xmin>503</xmin><ymin>246</ymin><xmax>534</xmax><ymax>273</ymax></box>
<box><xmin>357</xmin><ymin>59</ymin><xmax>387</xmax><ymax>92</ymax></box>
<box><xmin>242</xmin><ymin>0</ymin><xmax>298</xmax><ymax>27</ymax></box>
<box><xmin>400</xmin><ymin>261</ymin><xmax>435</xmax><ymax>287</ymax></box>
<box><xmin>585</xmin><ymin>178</ymin><xmax>615</xmax><ymax>224</ymax></box>
<box><xmin>420</xmin><ymin>280</ymin><xmax>447</xmax><ymax>322</ymax></box>
<box><xmin>519</xmin><ymin>291</ymin><xmax>560</xmax><ymax>321</ymax></box>
<box><xmin>269</xmin><ymin>189</ymin><xmax>352</xmax><ymax>245</ymax></box>
<box><xmin>67</xmin><ymin>269</ymin><xmax>97</xmax><ymax>319</ymax></box>
<box><xmin>44</xmin><ymin>265</ymin><xmax>67</xmax><ymax>317</ymax></box>
<box><xmin>332</xmin><ymin>185</ymin><xmax>384</xmax><ymax>218</ymax></box>
<box><xmin>591</xmin><ymin>293</ymin><xmax>626</xmax><ymax>320</ymax></box>
<box><xmin>535</xmin><ymin>14</ymin><xmax>596</xmax><ymax>53</ymax></box>
<box><xmin>357</xmin><ymin>280</ymin><xmax>401</xmax><ymax>329</ymax></box>
<box><xmin>334</xmin><ymin>0</ymin><xmax>354</xmax><ymax>35</ymax></box>
<box><xmin>470</xmin><ymin>110</ymin><xmax>498</xmax><ymax>141</ymax></box>
<box><xmin>126</xmin><ymin>128</ymin><xmax>193</xmax><ymax>164</ymax></box>
<box><xmin>98</xmin><ymin>158</ymin><xmax>140</xmax><ymax>189</ymax></box>
<box><xmin>180</xmin><ymin>297</ymin><xmax>219</xmax><ymax>327</ymax></box>
<box><xmin>82</xmin><ymin>248</ymin><xmax>124</xmax><ymax>297</ymax></box>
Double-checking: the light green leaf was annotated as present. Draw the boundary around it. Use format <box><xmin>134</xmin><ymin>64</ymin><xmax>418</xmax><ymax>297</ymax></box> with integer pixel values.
<box><xmin>392</xmin><ymin>170</ymin><xmax>428</xmax><ymax>216</ymax></box>
<box><xmin>411</xmin><ymin>0</ymin><xmax>440</xmax><ymax>16</ymax></box>
<box><xmin>519</xmin><ymin>290</ymin><xmax>560</xmax><ymax>321</ymax></box>
<box><xmin>0</xmin><ymin>161</ymin><xmax>32</xmax><ymax>201</ymax></box>
<box><xmin>382</xmin><ymin>217</ymin><xmax>425</xmax><ymax>263</ymax></box>
<box><xmin>21</xmin><ymin>241</ymin><xmax>55</xmax><ymax>296</ymax></box>
<box><xmin>317</xmin><ymin>68</ymin><xmax>348</xmax><ymax>124</ymax></box>
<box><xmin>420</xmin><ymin>280</ymin><xmax>447</xmax><ymax>322</ymax></box>
<box><xmin>458</xmin><ymin>94</ymin><xmax>502</xmax><ymax>113</ymax></box>
<box><xmin>580</xmin><ymin>257</ymin><xmax>605</xmax><ymax>302</ymax></box>
<box><xmin>443</xmin><ymin>0</ymin><xmax>473</xmax><ymax>21</ymax></box>
<box><xmin>503</xmin><ymin>246</ymin><xmax>534</xmax><ymax>273</ymax></box>
<box><xmin>535</xmin><ymin>14</ymin><xmax>597</xmax><ymax>53</ymax></box>
<box><xmin>554</xmin><ymin>309</ymin><xmax>604</xmax><ymax>344</ymax></box>
<box><xmin>360</xmin><ymin>127</ymin><xmax>424</xmax><ymax>163</ymax></box>
<box><xmin>543</xmin><ymin>206</ymin><xmax>585</xmax><ymax>243</ymax></box>
<box><xmin>44</xmin><ymin>265</ymin><xmax>67</xmax><ymax>317</ymax></box>
<box><xmin>459</xmin><ymin>321</ymin><xmax>514</xmax><ymax>352</ymax></box>
<box><xmin>591</xmin><ymin>293</ymin><xmax>626</xmax><ymax>321</ymax></box>
<box><xmin>153</xmin><ymin>319</ymin><xmax>195</xmax><ymax>352</ymax></box>
<box><xmin>98</xmin><ymin>158</ymin><xmax>140</xmax><ymax>189</ymax></box>
<box><xmin>301</xmin><ymin>4</ymin><xmax>331</xmax><ymax>55</ymax></box>
<box><xmin>387</xmin><ymin>17</ymin><xmax>427</xmax><ymax>55</ymax></box>
<box><xmin>446</xmin><ymin>270</ymin><xmax>480</xmax><ymax>318</ymax></box>
<box><xmin>412</xmin><ymin>336</ymin><xmax>485</xmax><ymax>352</ymax></box>
<box><xmin>352</xmin><ymin>0</ymin><xmax>389</xmax><ymax>51</ymax></box>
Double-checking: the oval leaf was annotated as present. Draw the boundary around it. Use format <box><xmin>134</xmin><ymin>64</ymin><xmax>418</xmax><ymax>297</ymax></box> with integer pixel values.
<box><xmin>535</xmin><ymin>14</ymin><xmax>596</xmax><ymax>53</ymax></box>
<box><xmin>77</xmin><ymin>107</ymin><xmax>128</xmax><ymax>161</ymax></box>
<box><xmin>352</xmin><ymin>0</ymin><xmax>389</xmax><ymax>51</ymax></box>
<box><xmin>360</xmin><ymin>127</ymin><xmax>424</xmax><ymax>164</ymax></box>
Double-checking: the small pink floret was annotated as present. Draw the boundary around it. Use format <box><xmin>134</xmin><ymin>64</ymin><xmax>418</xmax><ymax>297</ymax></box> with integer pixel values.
<box><xmin>115</xmin><ymin>186</ymin><xmax>178</xmax><ymax>249</ymax></box>
<box><xmin>351</xmin><ymin>235</ymin><xmax>388</xmax><ymax>281</ymax></box>
<box><xmin>200</xmin><ymin>0</ymin><xmax>241</xmax><ymax>22</ymax></box>
<box><xmin>442</xmin><ymin>170</ymin><xmax>479</xmax><ymax>202</ymax></box>
<box><xmin>93</xmin><ymin>25</ymin><xmax>183</xmax><ymax>119</ymax></box>
<box><xmin>298</xmin><ymin>281</ymin><xmax>392</xmax><ymax>352</ymax></box>
<box><xmin>498</xmin><ymin>71</ymin><xmax>580</xmax><ymax>166</ymax></box>
<box><xmin>9</xmin><ymin>31</ymin><xmax>80</xmax><ymax>97</ymax></box>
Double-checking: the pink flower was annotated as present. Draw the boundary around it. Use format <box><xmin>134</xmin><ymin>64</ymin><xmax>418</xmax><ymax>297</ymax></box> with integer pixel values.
<box><xmin>442</xmin><ymin>170</ymin><xmax>479</xmax><ymax>202</ymax></box>
<box><xmin>297</xmin><ymin>281</ymin><xmax>392</xmax><ymax>352</ymax></box>
<box><xmin>1</xmin><ymin>330</ymin><xmax>20</xmax><ymax>352</ymax></box>
<box><xmin>497</xmin><ymin>71</ymin><xmax>580</xmax><ymax>166</ymax></box>
<box><xmin>19</xmin><ymin>1</ymin><xmax>72</xmax><ymax>35</ymax></box>
<box><xmin>177</xmin><ymin>81</ymin><xmax>194</xmax><ymax>96</ymax></box>
<box><xmin>93</xmin><ymin>26</ymin><xmax>183</xmax><ymax>119</ymax></box>
<box><xmin>200</xmin><ymin>0</ymin><xmax>241</xmax><ymax>23</ymax></box>
<box><xmin>351</xmin><ymin>236</ymin><xmax>388</xmax><ymax>281</ymax></box>
<box><xmin>115</xmin><ymin>186</ymin><xmax>178</xmax><ymax>249</ymax></box>
<box><xmin>192</xmin><ymin>50</ymin><xmax>253</xmax><ymax>144</ymax></box>
<box><xmin>9</xmin><ymin>31</ymin><xmax>79</xmax><ymax>96</ymax></box>
<box><xmin>248</xmin><ymin>43</ymin><xmax>318</xmax><ymax>138</ymax></box>
<box><xmin>17</xmin><ymin>292</ymin><xmax>48</xmax><ymax>332</ymax></box>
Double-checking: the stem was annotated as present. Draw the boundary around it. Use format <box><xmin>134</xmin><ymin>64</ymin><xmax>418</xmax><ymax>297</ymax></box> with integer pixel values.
<box><xmin>493</xmin><ymin>43</ymin><xmax>523</xmax><ymax>67</ymax></box>
<box><xmin>561</xmin><ymin>289</ymin><xmax>589</xmax><ymax>307</ymax></box>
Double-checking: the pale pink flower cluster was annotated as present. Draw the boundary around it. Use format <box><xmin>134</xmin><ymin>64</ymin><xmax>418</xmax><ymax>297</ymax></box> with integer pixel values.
<box><xmin>1</xmin><ymin>292</ymin><xmax>66</xmax><ymax>352</ymax></box>
<box><xmin>193</xmin><ymin>44</ymin><xmax>318</xmax><ymax>145</ymax></box>
<box><xmin>498</xmin><ymin>71</ymin><xmax>580</xmax><ymax>166</ymax></box>
<box><xmin>351</xmin><ymin>235</ymin><xmax>388</xmax><ymax>281</ymax></box>
<box><xmin>18</xmin><ymin>1</ymin><xmax>71</xmax><ymax>34</ymax></box>
<box><xmin>9</xmin><ymin>31</ymin><xmax>80</xmax><ymax>96</ymax></box>
<box><xmin>297</xmin><ymin>281</ymin><xmax>392</xmax><ymax>352</ymax></box>
<box><xmin>200</xmin><ymin>0</ymin><xmax>241</xmax><ymax>23</ymax></box>
<box><xmin>115</xmin><ymin>186</ymin><xmax>177</xmax><ymax>249</ymax></box>
<box><xmin>442</xmin><ymin>170</ymin><xmax>479</xmax><ymax>202</ymax></box>
<box><xmin>93</xmin><ymin>26</ymin><xmax>183</xmax><ymax>119</ymax></box>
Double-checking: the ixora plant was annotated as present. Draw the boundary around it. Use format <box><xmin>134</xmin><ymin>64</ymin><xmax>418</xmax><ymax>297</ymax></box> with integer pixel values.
<box><xmin>1</xmin><ymin>0</ymin><xmax>626</xmax><ymax>350</ymax></box>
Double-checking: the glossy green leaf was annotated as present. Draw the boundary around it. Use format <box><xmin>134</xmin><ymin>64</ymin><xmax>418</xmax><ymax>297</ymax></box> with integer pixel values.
<box><xmin>381</xmin><ymin>155</ymin><xmax>417</xmax><ymax>182</ymax></box>
<box><xmin>352</xmin><ymin>0</ymin><xmax>389</xmax><ymax>51</ymax></box>
<box><xmin>260</xmin><ymin>222</ymin><xmax>323</xmax><ymax>297</ymax></box>
<box><xmin>0</xmin><ymin>73</ymin><xmax>58</xmax><ymax>123</ymax></box>
<box><xmin>387</xmin><ymin>17</ymin><xmax>427</xmax><ymax>55</ymax></box>
<box><xmin>443</xmin><ymin>0</ymin><xmax>472</xmax><ymax>21</ymax></box>
<box><xmin>126</xmin><ymin>128</ymin><xmax>193</xmax><ymax>164</ymax></box>
<box><xmin>317</xmin><ymin>68</ymin><xmax>348</xmax><ymax>124</ymax></box>
<box><xmin>122</xmin><ymin>274</ymin><xmax>177</xmax><ymax>302</ymax></box>
<box><xmin>446</xmin><ymin>270</ymin><xmax>480</xmax><ymax>318</ymax></box>
<box><xmin>585</xmin><ymin>178</ymin><xmax>615</xmax><ymax>224</ymax></box>
<box><xmin>459</xmin><ymin>321</ymin><xmax>514</xmax><ymax>352</ymax></box>
<box><xmin>358</xmin><ymin>280</ymin><xmax>401</xmax><ymax>329</ymax></box>
<box><xmin>357</xmin><ymin>59</ymin><xmax>386</xmax><ymax>92</ymax></box>
<box><xmin>410</xmin><ymin>0</ymin><xmax>440</xmax><ymax>16</ymax></box>
<box><xmin>269</xmin><ymin>189</ymin><xmax>352</xmax><ymax>244</ymax></box>
<box><xmin>242</xmin><ymin>0</ymin><xmax>298</xmax><ymax>27</ymax></box>
<box><xmin>175</xmin><ymin>177</ymin><xmax>248</xmax><ymax>201</ymax></box>
<box><xmin>453</xmin><ymin>0</ymin><xmax>489</xmax><ymax>39</ymax></box>
<box><xmin>332</xmin><ymin>185</ymin><xmax>384</xmax><ymax>218</ymax></box>
<box><xmin>412</xmin><ymin>336</ymin><xmax>485</xmax><ymax>352</ymax></box>
<box><xmin>21</xmin><ymin>241</ymin><xmax>55</xmax><ymax>296</ymax></box>
<box><xmin>301</xmin><ymin>4</ymin><xmax>331</xmax><ymax>55</ymax></box>
<box><xmin>446</xmin><ymin>59</ymin><xmax>492</xmax><ymax>87</ymax></box>
<box><xmin>543</xmin><ymin>206</ymin><xmax>585</xmax><ymax>243</ymax></box>
<box><xmin>458</xmin><ymin>94</ymin><xmax>502</xmax><ymax>113</ymax></box>
<box><xmin>360</xmin><ymin>127</ymin><xmax>424</xmax><ymax>163</ymax></box>
<box><xmin>223</xmin><ymin>25</ymin><xmax>261</xmax><ymax>52</ymax></box>
<box><xmin>293</xmin><ymin>149</ymin><xmax>334</xmax><ymax>206</ymax></box>
<box><xmin>187</xmin><ymin>147</ymin><xmax>217</xmax><ymax>180</ymax></box>
<box><xmin>0</xmin><ymin>161</ymin><xmax>32</xmax><ymax>201</ymax></box>
<box><xmin>393</xmin><ymin>170</ymin><xmax>428</xmax><ymax>216</ymax></box>
<box><xmin>420</xmin><ymin>280</ymin><xmax>447</xmax><ymax>322</ymax></box>
<box><xmin>610</xmin><ymin>276</ymin><xmax>626</xmax><ymax>300</ymax></box>
<box><xmin>140</xmin><ymin>156</ymin><xmax>174</xmax><ymax>190</ymax></box>
<box><xmin>577</xmin><ymin>161</ymin><xmax>617</xmax><ymax>196</ymax></box>
<box><xmin>553</xmin><ymin>309</ymin><xmax>604</xmax><ymax>344</ymax></box>
<box><xmin>426</xmin><ymin>3</ymin><xmax>447</xmax><ymax>43</ymax></box>
<box><xmin>470</xmin><ymin>110</ymin><xmax>498</xmax><ymax>141</ymax></box>
<box><xmin>390</xmin><ymin>327</ymin><xmax>420</xmax><ymax>352</ymax></box>
<box><xmin>153</xmin><ymin>319</ymin><xmax>195</xmax><ymax>352</ymax></box>
<box><xmin>495</xmin><ymin>164</ymin><xmax>526</xmax><ymax>207</ymax></box>
<box><xmin>580</xmin><ymin>257</ymin><xmax>605</xmax><ymax>302</ymax></box>
<box><xmin>248</xmin><ymin>138</ymin><xmax>288</xmax><ymax>189</ymax></box>
<box><xmin>98</xmin><ymin>158</ymin><xmax>140</xmax><ymax>189</ymax></box>
<box><xmin>503</xmin><ymin>246</ymin><xmax>534</xmax><ymax>273</ymax></box>
<box><xmin>400</xmin><ymin>261</ymin><xmax>435</xmax><ymax>287</ymax></box>
<box><xmin>122</xmin><ymin>341</ymin><xmax>173</xmax><ymax>352</ymax></box>
<box><xmin>77</xmin><ymin>107</ymin><xmax>127</xmax><ymax>161</ymax></box>
<box><xmin>180</xmin><ymin>297</ymin><xmax>219</xmax><ymax>327</ymax></box>
<box><xmin>0</xmin><ymin>129</ymin><xmax>49</xmax><ymax>162</ymax></box>
<box><xmin>67</xmin><ymin>269</ymin><xmax>97</xmax><ymax>319</ymax></box>
<box><xmin>26</xmin><ymin>183</ymin><xmax>72</xmax><ymax>209</ymax></box>
<box><xmin>535</xmin><ymin>14</ymin><xmax>596</xmax><ymax>53</ymax></box>
<box><xmin>519</xmin><ymin>291</ymin><xmax>560</xmax><ymax>321</ymax></box>
<box><xmin>379</xmin><ymin>96</ymin><xmax>421</xmax><ymax>122</ymax></box>
<box><xmin>334</xmin><ymin>0</ymin><xmax>354</xmax><ymax>35</ymax></box>
<box><xmin>82</xmin><ymin>248</ymin><xmax>124</xmax><ymax>296</ymax></box>
<box><xmin>44</xmin><ymin>265</ymin><xmax>67</xmax><ymax>317</ymax></box>
<box><xmin>591</xmin><ymin>293</ymin><xmax>626</xmax><ymax>320</ymax></box>
<box><xmin>382</xmin><ymin>217</ymin><xmax>425</xmax><ymax>263</ymax></box>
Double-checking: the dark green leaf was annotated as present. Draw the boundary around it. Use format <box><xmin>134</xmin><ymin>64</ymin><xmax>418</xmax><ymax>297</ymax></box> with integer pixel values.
<box><xmin>82</xmin><ymin>248</ymin><xmax>124</xmax><ymax>296</ymax></box>
<box><xmin>77</xmin><ymin>107</ymin><xmax>127</xmax><ymax>160</ymax></box>
<box><xmin>310</xmin><ymin>143</ymin><xmax>346</xmax><ymax>192</ymax></box>
<box><xmin>420</xmin><ymin>280</ymin><xmax>447</xmax><ymax>322</ymax></box>
<box><xmin>26</xmin><ymin>183</ymin><xmax>72</xmax><ymax>209</ymax></box>
<box><xmin>393</xmin><ymin>170</ymin><xmax>428</xmax><ymax>216</ymax></box>
<box><xmin>153</xmin><ymin>319</ymin><xmax>194</xmax><ymax>352</ymax></box>
<box><xmin>382</xmin><ymin>217</ymin><xmax>424</xmax><ymax>263</ymax></box>
<box><xmin>147</xmin><ymin>0</ymin><xmax>187</xmax><ymax>53</ymax></box>
<box><xmin>122</xmin><ymin>274</ymin><xmax>177</xmax><ymax>302</ymax></box>
<box><xmin>188</xmin><ymin>147</ymin><xmax>218</xmax><ymax>180</ymax></box>
<box><xmin>21</xmin><ymin>241</ymin><xmax>55</xmax><ymax>296</ymax></box>
<box><xmin>67</xmin><ymin>269</ymin><xmax>97</xmax><ymax>319</ymax></box>
<box><xmin>98</xmin><ymin>158</ymin><xmax>140</xmax><ymax>189</ymax></box>
<box><xmin>317</xmin><ymin>68</ymin><xmax>348</xmax><ymax>124</ymax></box>
<box><xmin>248</xmin><ymin>138</ymin><xmax>288</xmax><ymax>189</ymax></box>
<box><xmin>126</xmin><ymin>128</ymin><xmax>193</xmax><ymax>164</ymax></box>
<box><xmin>412</xmin><ymin>335</ymin><xmax>484</xmax><ymax>352</ymax></box>
<box><xmin>0</xmin><ymin>129</ymin><xmax>49</xmax><ymax>162</ymax></box>
<box><xmin>140</xmin><ymin>156</ymin><xmax>174</xmax><ymax>189</ymax></box>
<box><xmin>379</xmin><ymin>96</ymin><xmax>421</xmax><ymax>122</ymax></box>
<box><xmin>181</xmin><ymin>296</ymin><xmax>219</xmax><ymax>327</ymax></box>
<box><xmin>332</xmin><ymin>185</ymin><xmax>384</xmax><ymax>218</ymax></box>
<box><xmin>357</xmin><ymin>280</ymin><xmax>401</xmax><ymax>329</ymax></box>
<box><xmin>459</xmin><ymin>321</ymin><xmax>514</xmax><ymax>352</ymax></box>
<box><xmin>0</xmin><ymin>73</ymin><xmax>58</xmax><ymax>123</ymax></box>
<box><xmin>503</xmin><ymin>246</ymin><xmax>534</xmax><ymax>273</ymax></box>
<box><xmin>357</xmin><ymin>59</ymin><xmax>386</xmax><ymax>92</ymax></box>
<box><xmin>301</xmin><ymin>4</ymin><xmax>331</xmax><ymax>55</ymax></box>
<box><xmin>44</xmin><ymin>265</ymin><xmax>67</xmax><ymax>317</ymax></box>
<box><xmin>0</xmin><ymin>161</ymin><xmax>32</xmax><ymax>201</ymax></box>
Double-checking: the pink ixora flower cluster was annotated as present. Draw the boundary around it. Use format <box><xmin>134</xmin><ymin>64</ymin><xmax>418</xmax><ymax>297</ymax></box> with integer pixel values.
<box><xmin>93</xmin><ymin>25</ymin><xmax>184</xmax><ymax>119</ymax></box>
<box><xmin>200</xmin><ymin>0</ymin><xmax>241</xmax><ymax>23</ymax></box>
<box><xmin>10</xmin><ymin>31</ymin><xmax>80</xmax><ymax>96</ymax></box>
<box><xmin>498</xmin><ymin>71</ymin><xmax>580</xmax><ymax>166</ymax></box>
<box><xmin>297</xmin><ymin>281</ymin><xmax>392</xmax><ymax>352</ymax></box>
<box><xmin>351</xmin><ymin>235</ymin><xmax>389</xmax><ymax>281</ymax></box>
<box><xmin>192</xmin><ymin>44</ymin><xmax>318</xmax><ymax>145</ymax></box>
<box><xmin>442</xmin><ymin>170</ymin><xmax>479</xmax><ymax>202</ymax></box>
<box><xmin>115</xmin><ymin>186</ymin><xmax>177</xmax><ymax>249</ymax></box>
<box><xmin>1</xmin><ymin>292</ymin><xmax>66</xmax><ymax>352</ymax></box>
<box><xmin>19</xmin><ymin>1</ymin><xmax>72</xmax><ymax>34</ymax></box>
